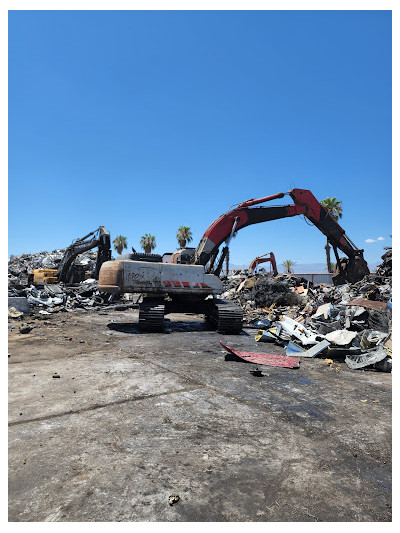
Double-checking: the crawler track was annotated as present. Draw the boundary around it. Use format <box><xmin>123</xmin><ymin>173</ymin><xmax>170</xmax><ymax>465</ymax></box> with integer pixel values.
<box><xmin>139</xmin><ymin>298</ymin><xmax>165</xmax><ymax>332</ymax></box>
<box><xmin>209</xmin><ymin>299</ymin><xmax>243</xmax><ymax>334</ymax></box>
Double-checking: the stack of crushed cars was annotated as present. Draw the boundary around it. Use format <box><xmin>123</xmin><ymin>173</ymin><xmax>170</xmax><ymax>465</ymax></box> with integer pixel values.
<box><xmin>221</xmin><ymin>250</ymin><xmax>392</xmax><ymax>372</ymax></box>
<box><xmin>8</xmin><ymin>250</ymin><xmax>124</xmax><ymax>315</ymax></box>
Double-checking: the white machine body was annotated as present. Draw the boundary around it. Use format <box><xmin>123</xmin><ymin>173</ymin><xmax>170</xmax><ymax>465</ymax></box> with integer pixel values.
<box><xmin>99</xmin><ymin>260</ymin><xmax>223</xmax><ymax>296</ymax></box>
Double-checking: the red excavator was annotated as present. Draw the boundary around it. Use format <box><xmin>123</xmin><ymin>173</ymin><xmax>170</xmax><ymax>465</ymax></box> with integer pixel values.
<box><xmin>248</xmin><ymin>252</ymin><xmax>278</xmax><ymax>276</ymax></box>
<box><xmin>99</xmin><ymin>188</ymin><xmax>369</xmax><ymax>333</ymax></box>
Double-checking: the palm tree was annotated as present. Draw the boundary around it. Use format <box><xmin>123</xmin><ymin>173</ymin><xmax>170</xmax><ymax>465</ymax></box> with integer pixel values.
<box><xmin>140</xmin><ymin>234</ymin><xmax>156</xmax><ymax>254</ymax></box>
<box><xmin>282</xmin><ymin>260</ymin><xmax>296</xmax><ymax>274</ymax></box>
<box><xmin>113</xmin><ymin>235</ymin><xmax>128</xmax><ymax>255</ymax></box>
<box><xmin>320</xmin><ymin>197</ymin><xmax>343</xmax><ymax>273</ymax></box>
<box><xmin>176</xmin><ymin>226</ymin><xmax>193</xmax><ymax>249</ymax></box>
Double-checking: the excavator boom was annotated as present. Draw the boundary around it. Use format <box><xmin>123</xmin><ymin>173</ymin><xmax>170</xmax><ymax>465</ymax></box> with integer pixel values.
<box><xmin>249</xmin><ymin>252</ymin><xmax>278</xmax><ymax>276</ymax></box>
<box><xmin>57</xmin><ymin>226</ymin><xmax>111</xmax><ymax>283</ymax></box>
<box><xmin>191</xmin><ymin>188</ymin><xmax>369</xmax><ymax>284</ymax></box>
<box><xmin>192</xmin><ymin>204</ymin><xmax>304</xmax><ymax>267</ymax></box>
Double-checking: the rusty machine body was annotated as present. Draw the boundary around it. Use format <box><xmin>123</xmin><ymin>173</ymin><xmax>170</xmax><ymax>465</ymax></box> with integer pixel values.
<box><xmin>248</xmin><ymin>252</ymin><xmax>278</xmax><ymax>276</ymax></box>
<box><xmin>99</xmin><ymin>189</ymin><xmax>369</xmax><ymax>333</ymax></box>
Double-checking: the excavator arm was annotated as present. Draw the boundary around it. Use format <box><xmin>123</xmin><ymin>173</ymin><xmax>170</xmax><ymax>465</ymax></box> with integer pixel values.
<box><xmin>192</xmin><ymin>189</ymin><xmax>369</xmax><ymax>285</ymax></box>
<box><xmin>192</xmin><ymin>192</ymin><xmax>303</xmax><ymax>267</ymax></box>
<box><xmin>249</xmin><ymin>252</ymin><xmax>278</xmax><ymax>276</ymax></box>
<box><xmin>288</xmin><ymin>189</ymin><xmax>361</xmax><ymax>259</ymax></box>
<box><xmin>57</xmin><ymin>226</ymin><xmax>111</xmax><ymax>283</ymax></box>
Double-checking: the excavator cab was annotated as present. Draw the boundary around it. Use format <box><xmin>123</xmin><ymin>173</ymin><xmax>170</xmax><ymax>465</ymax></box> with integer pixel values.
<box><xmin>170</xmin><ymin>248</ymin><xmax>196</xmax><ymax>264</ymax></box>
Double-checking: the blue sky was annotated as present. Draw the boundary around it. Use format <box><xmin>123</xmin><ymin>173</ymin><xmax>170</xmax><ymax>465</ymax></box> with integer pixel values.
<box><xmin>8</xmin><ymin>10</ymin><xmax>392</xmax><ymax>269</ymax></box>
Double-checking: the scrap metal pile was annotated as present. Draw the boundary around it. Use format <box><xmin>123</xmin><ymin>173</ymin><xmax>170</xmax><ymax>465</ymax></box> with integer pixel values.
<box><xmin>375</xmin><ymin>248</ymin><xmax>392</xmax><ymax>277</ymax></box>
<box><xmin>221</xmin><ymin>251</ymin><xmax>392</xmax><ymax>372</ymax></box>
<box><xmin>8</xmin><ymin>250</ymin><xmax>124</xmax><ymax>315</ymax></box>
<box><xmin>8</xmin><ymin>249</ymin><xmax>98</xmax><ymax>285</ymax></box>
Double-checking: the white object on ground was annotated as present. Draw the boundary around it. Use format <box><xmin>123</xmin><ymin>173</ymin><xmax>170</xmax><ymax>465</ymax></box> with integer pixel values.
<box><xmin>8</xmin><ymin>307</ymin><xmax>23</xmax><ymax>318</ymax></box>
<box><xmin>345</xmin><ymin>346</ymin><xmax>387</xmax><ymax>369</ymax></box>
<box><xmin>277</xmin><ymin>315</ymin><xmax>323</xmax><ymax>346</ymax></box>
<box><xmin>325</xmin><ymin>329</ymin><xmax>357</xmax><ymax>346</ymax></box>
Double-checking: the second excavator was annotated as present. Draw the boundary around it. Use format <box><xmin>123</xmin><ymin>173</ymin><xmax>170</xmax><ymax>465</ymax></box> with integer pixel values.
<box><xmin>248</xmin><ymin>252</ymin><xmax>278</xmax><ymax>276</ymax></box>
<box><xmin>31</xmin><ymin>226</ymin><xmax>111</xmax><ymax>285</ymax></box>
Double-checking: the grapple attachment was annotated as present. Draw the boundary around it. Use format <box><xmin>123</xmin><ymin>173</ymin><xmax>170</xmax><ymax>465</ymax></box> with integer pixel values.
<box><xmin>332</xmin><ymin>255</ymin><xmax>370</xmax><ymax>286</ymax></box>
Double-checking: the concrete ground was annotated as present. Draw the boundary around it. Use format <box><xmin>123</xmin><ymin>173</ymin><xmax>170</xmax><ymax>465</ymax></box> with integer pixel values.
<box><xmin>8</xmin><ymin>308</ymin><xmax>392</xmax><ymax>522</ymax></box>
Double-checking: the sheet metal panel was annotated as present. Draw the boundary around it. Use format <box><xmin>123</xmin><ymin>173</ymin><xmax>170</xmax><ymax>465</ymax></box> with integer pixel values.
<box><xmin>294</xmin><ymin>273</ymin><xmax>334</xmax><ymax>285</ymax></box>
<box><xmin>219</xmin><ymin>341</ymin><xmax>300</xmax><ymax>369</ymax></box>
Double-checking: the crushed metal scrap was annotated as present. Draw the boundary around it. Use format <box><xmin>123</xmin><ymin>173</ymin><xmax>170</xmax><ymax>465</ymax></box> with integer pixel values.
<box><xmin>8</xmin><ymin>249</ymin><xmax>130</xmax><ymax>314</ymax></box>
<box><xmin>9</xmin><ymin>244</ymin><xmax>392</xmax><ymax>373</ymax></box>
<box><xmin>220</xmin><ymin>249</ymin><xmax>392</xmax><ymax>372</ymax></box>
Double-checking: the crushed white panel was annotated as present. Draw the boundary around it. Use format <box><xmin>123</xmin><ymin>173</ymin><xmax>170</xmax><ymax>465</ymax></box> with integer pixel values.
<box><xmin>345</xmin><ymin>346</ymin><xmax>387</xmax><ymax>369</ymax></box>
<box><xmin>286</xmin><ymin>341</ymin><xmax>304</xmax><ymax>355</ymax></box>
<box><xmin>277</xmin><ymin>315</ymin><xmax>323</xmax><ymax>346</ymax></box>
<box><xmin>27</xmin><ymin>295</ymin><xmax>64</xmax><ymax>307</ymax></box>
<box><xmin>313</xmin><ymin>303</ymin><xmax>339</xmax><ymax>319</ymax></box>
<box><xmin>325</xmin><ymin>329</ymin><xmax>357</xmax><ymax>346</ymax></box>
<box><xmin>300</xmin><ymin>340</ymin><xmax>331</xmax><ymax>358</ymax></box>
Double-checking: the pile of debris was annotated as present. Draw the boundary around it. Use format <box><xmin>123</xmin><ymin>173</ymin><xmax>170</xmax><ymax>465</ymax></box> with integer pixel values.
<box><xmin>8</xmin><ymin>279</ymin><xmax>127</xmax><ymax>317</ymax></box>
<box><xmin>221</xmin><ymin>254</ymin><xmax>392</xmax><ymax>372</ymax></box>
<box><xmin>8</xmin><ymin>249</ymin><xmax>98</xmax><ymax>288</ymax></box>
<box><xmin>8</xmin><ymin>250</ymin><xmax>129</xmax><ymax>316</ymax></box>
<box><xmin>222</xmin><ymin>274</ymin><xmax>313</xmax><ymax>320</ymax></box>
<box><xmin>375</xmin><ymin>248</ymin><xmax>392</xmax><ymax>277</ymax></box>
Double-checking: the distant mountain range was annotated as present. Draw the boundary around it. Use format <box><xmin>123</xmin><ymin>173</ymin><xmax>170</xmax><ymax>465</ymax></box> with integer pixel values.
<box><xmin>230</xmin><ymin>262</ymin><xmax>379</xmax><ymax>273</ymax></box>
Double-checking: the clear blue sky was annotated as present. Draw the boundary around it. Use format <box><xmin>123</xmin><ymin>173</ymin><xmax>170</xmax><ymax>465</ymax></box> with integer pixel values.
<box><xmin>8</xmin><ymin>10</ymin><xmax>392</xmax><ymax>268</ymax></box>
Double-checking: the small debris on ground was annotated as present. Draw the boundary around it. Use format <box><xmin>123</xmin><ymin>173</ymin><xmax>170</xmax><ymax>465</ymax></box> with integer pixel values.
<box><xmin>8</xmin><ymin>307</ymin><xmax>23</xmax><ymax>319</ymax></box>
<box><xmin>249</xmin><ymin>366</ymin><xmax>264</xmax><ymax>377</ymax></box>
<box><xmin>168</xmin><ymin>494</ymin><xmax>180</xmax><ymax>506</ymax></box>
<box><xmin>19</xmin><ymin>326</ymin><xmax>33</xmax><ymax>334</ymax></box>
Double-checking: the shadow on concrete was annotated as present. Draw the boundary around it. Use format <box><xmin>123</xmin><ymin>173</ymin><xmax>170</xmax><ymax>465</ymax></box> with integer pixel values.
<box><xmin>107</xmin><ymin>320</ymin><xmax>209</xmax><ymax>334</ymax></box>
<box><xmin>107</xmin><ymin>322</ymin><xmax>143</xmax><ymax>334</ymax></box>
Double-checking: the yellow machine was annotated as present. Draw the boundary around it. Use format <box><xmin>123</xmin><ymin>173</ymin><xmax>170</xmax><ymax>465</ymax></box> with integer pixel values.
<box><xmin>31</xmin><ymin>269</ymin><xmax>58</xmax><ymax>285</ymax></box>
<box><xmin>28</xmin><ymin>227</ymin><xmax>112</xmax><ymax>286</ymax></box>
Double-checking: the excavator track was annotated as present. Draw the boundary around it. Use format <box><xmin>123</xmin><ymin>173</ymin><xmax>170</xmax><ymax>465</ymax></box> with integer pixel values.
<box><xmin>208</xmin><ymin>299</ymin><xmax>243</xmax><ymax>334</ymax></box>
<box><xmin>139</xmin><ymin>298</ymin><xmax>165</xmax><ymax>332</ymax></box>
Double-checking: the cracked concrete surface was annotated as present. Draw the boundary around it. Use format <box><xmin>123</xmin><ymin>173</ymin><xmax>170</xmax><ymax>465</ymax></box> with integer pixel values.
<box><xmin>8</xmin><ymin>309</ymin><xmax>391</xmax><ymax>521</ymax></box>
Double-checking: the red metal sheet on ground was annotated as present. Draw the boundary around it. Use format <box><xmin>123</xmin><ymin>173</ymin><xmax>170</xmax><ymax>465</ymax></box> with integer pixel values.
<box><xmin>219</xmin><ymin>341</ymin><xmax>300</xmax><ymax>369</ymax></box>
